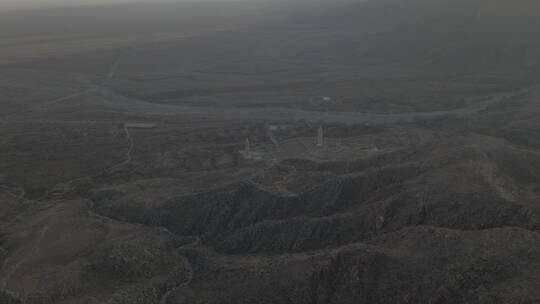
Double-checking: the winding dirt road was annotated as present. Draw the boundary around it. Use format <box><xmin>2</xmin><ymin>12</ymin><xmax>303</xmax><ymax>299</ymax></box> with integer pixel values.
<box><xmin>158</xmin><ymin>239</ymin><xmax>198</xmax><ymax>304</ymax></box>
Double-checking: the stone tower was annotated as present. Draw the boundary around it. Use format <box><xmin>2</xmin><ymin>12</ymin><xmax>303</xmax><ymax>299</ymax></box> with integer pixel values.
<box><xmin>245</xmin><ymin>138</ymin><xmax>252</xmax><ymax>158</ymax></box>
<box><xmin>316</xmin><ymin>125</ymin><xmax>324</xmax><ymax>147</ymax></box>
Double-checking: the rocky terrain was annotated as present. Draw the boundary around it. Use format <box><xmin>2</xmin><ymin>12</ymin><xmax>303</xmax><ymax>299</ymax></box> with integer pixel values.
<box><xmin>2</xmin><ymin>0</ymin><xmax>540</xmax><ymax>303</ymax></box>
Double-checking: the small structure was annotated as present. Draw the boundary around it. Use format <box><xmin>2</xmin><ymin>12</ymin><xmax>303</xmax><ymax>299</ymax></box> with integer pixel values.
<box><xmin>245</xmin><ymin>138</ymin><xmax>252</xmax><ymax>159</ymax></box>
<box><xmin>316</xmin><ymin>125</ymin><xmax>324</xmax><ymax>147</ymax></box>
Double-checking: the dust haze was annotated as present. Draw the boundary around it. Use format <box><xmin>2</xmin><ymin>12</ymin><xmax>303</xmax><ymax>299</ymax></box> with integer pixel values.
<box><xmin>0</xmin><ymin>0</ymin><xmax>266</xmax><ymax>9</ymax></box>
<box><xmin>2</xmin><ymin>0</ymin><xmax>540</xmax><ymax>303</ymax></box>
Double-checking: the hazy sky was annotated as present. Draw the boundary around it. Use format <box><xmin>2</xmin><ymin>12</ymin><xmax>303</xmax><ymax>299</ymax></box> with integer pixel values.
<box><xmin>0</xmin><ymin>0</ymin><xmax>127</xmax><ymax>9</ymax></box>
<box><xmin>0</xmin><ymin>0</ymin><xmax>234</xmax><ymax>9</ymax></box>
